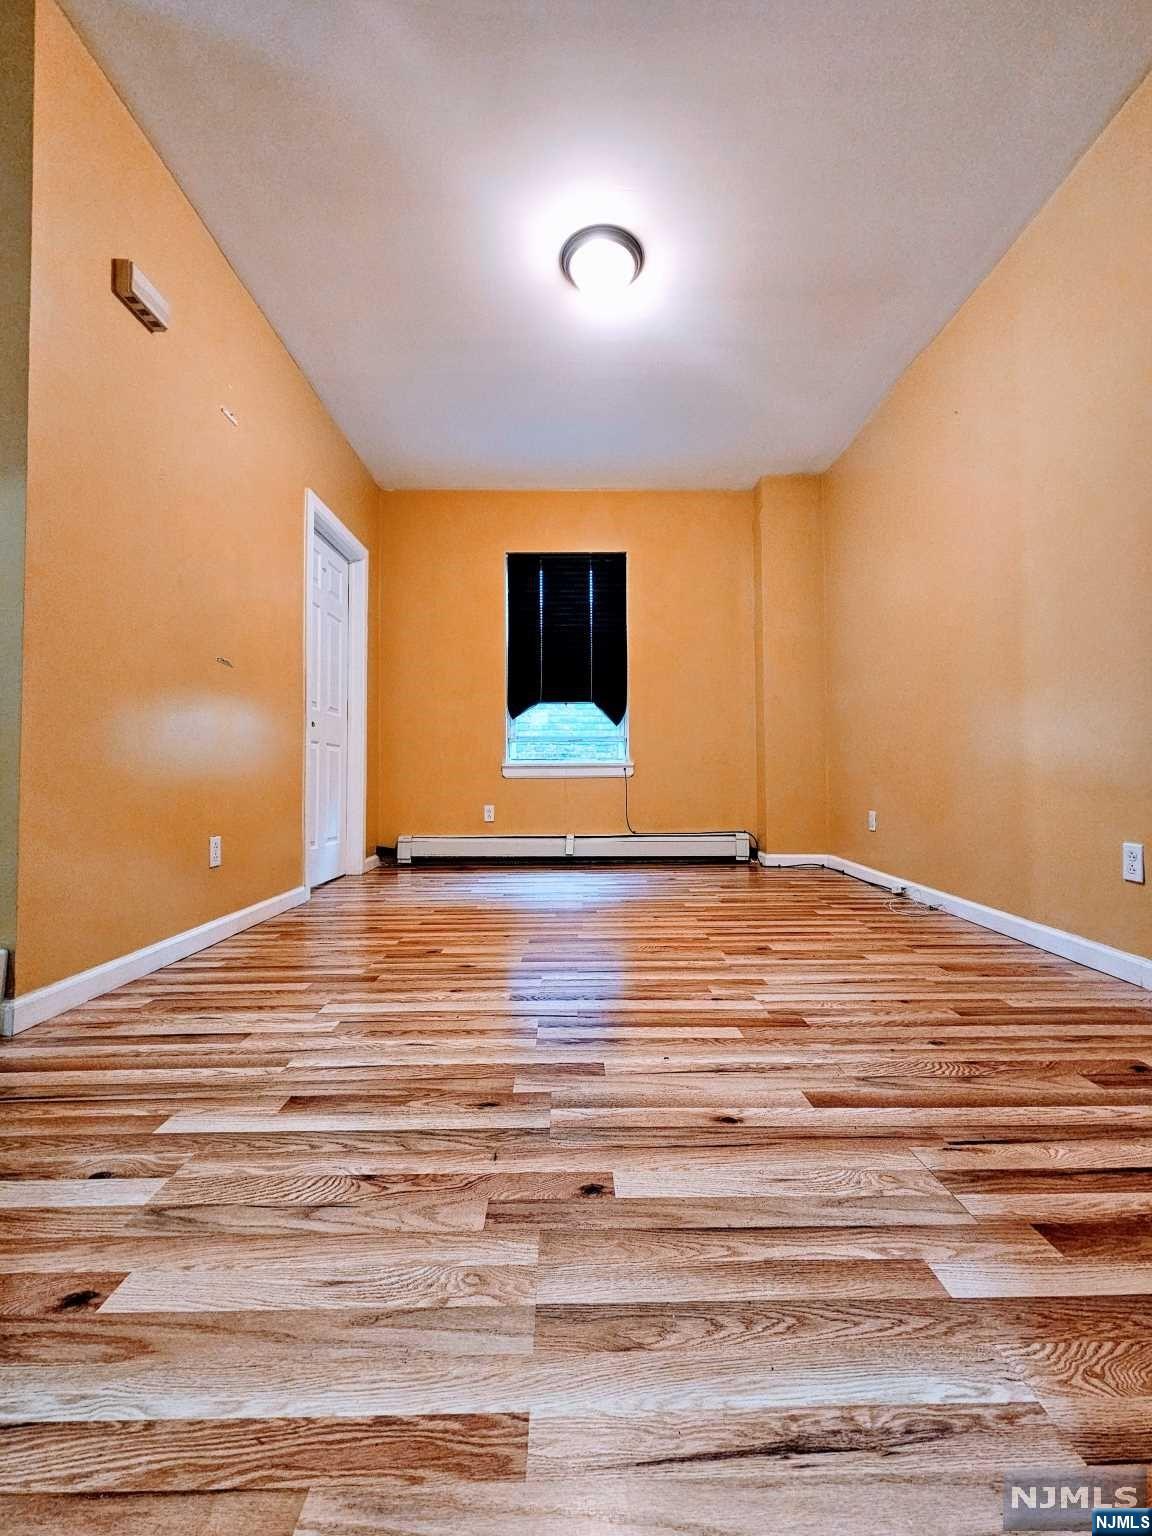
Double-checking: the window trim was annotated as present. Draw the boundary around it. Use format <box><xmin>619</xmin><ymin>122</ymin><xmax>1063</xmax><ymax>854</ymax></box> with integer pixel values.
<box><xmin>501</xmin><ymin>760</ymin><xmax>635</xmax><ymax>779</ymax></box>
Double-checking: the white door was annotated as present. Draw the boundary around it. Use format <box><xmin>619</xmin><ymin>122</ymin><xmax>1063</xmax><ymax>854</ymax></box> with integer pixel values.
<box><xmin>306</xmin><ymin>532</ymin><xmax>350</xmax><ymax>887</ymax></box>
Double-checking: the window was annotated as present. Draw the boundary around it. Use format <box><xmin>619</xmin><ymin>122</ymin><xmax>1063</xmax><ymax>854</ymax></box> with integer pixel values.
<box><xmin>504</xmin><ymin>552</ymin><xmax>631</xmax><ymax>776</ymax></box>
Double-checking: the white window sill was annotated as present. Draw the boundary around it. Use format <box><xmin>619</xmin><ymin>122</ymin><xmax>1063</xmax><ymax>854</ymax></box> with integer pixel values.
<box><xmin>502</xmin><ymin>761</ymin><xmax>634</xmax><ymax>779</ymax></box>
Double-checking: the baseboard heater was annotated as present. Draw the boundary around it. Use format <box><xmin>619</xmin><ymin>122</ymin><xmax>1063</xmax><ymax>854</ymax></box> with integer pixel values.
<box><xmin>397</xmin><ymin>833</ymin><xmax>750</xmax><ymax>863</ymax></box>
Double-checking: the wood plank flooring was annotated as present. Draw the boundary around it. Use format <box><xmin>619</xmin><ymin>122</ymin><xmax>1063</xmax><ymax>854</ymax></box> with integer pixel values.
<box><xmin>3</xmin><ymin>863</ymin><xmax>1152</xmax><ymax>1533</ymax></box>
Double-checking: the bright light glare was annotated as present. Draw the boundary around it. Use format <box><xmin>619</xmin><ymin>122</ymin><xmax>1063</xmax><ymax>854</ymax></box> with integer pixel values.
<box><xmin>567</xmin><ymin>235</ymin><xmax>639</xmax><ymax>296</ymax></box>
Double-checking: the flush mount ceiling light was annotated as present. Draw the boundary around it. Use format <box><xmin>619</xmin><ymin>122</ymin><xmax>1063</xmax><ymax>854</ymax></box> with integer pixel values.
<box><xmin>560</xmin><ymin>224</ymin><xmax>644</xmax><ymax>296</ymax></box>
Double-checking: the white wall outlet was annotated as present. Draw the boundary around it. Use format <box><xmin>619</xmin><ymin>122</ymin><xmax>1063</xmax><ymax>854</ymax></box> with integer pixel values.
<box><xmin>1123</xmin><ymin>841</ymin><xmax>1145</xmax><ymax>884</ymax></box>
<box><xmin>208</xmin><ymin>835</ymin><xmax>222</xmax><ymax>868</ymax></box>
<box><xmin>867</xmin><ymin>810</ymin><xmax>878</xmax><ymax>832</ymax></box>
<box><xmin>483</xmin><ymin>805</ymin><xmax>495</xmax><ymax>823</ymax></box>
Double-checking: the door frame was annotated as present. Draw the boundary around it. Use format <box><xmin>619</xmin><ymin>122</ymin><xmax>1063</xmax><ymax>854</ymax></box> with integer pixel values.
<box><xmin>304</xmin><ymin>488</ymin><xmax>369</xmax><ymax>885</ymax></box>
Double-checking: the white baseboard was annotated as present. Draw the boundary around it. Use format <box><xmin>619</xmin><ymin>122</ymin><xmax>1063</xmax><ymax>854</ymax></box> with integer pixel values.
<box><xmin>361</xmin><ymin>853</ymin><xmax>381</xmax><ymax>873</ymax></box>
<box><xmin>398</xmin><ymin>833</ymin><xmax>750</xmax><ymax>863</ymax></box>
<box><xmin>2</xmin><ymin>885</ymin><xmax>310</xmax><ymax>1037</ymax></box>
<box><xmin>758</xmin><ymin>852</ymin><xmax>1152</xmax><ymax>991</ymax></box>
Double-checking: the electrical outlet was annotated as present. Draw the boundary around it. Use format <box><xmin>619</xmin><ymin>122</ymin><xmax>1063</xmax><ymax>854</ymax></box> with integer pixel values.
<box><xmin>1123</xmin><ymin>842</ymin><xmax>1145</xmax><ymax>884</ymax></box>
<box><xmin>867</xmin><ymin>810</ymin><xmax>878</xmax><ymax>832</ymax></box>
<box><xmin>208</xmin><ymin>835</ymin><xmax>222</xmax><ymax>868</ymax></box>
<box><xmin>483</xmin><ymin>805</ymin><xmax>495</xmax><ymax>823</ymax></box>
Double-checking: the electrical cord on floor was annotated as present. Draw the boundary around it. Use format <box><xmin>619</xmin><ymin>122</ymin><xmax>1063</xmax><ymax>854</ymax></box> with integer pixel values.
<box><xmin>623</xmin><ymin>769</ymin><xmax>760</xmax><ymax>863</ymax></box>
<box><xmin>885</xmin><ymin>890</ymin><xmax>939</xmax><ymax>915</ymax></box>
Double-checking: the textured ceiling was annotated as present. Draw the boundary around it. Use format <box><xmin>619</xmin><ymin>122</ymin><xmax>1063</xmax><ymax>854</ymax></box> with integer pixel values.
<box><xmin>60</xmin><ymin>0</ymin><xmax>1152</xmax><ymax>487</ymax></box>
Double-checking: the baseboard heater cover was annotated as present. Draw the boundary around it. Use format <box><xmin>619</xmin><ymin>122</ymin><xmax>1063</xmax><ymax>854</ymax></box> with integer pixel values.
<box><xmin>397</xmin><ymin>833</ymin><xmax>750</xmax><ymax>863</ymax></box>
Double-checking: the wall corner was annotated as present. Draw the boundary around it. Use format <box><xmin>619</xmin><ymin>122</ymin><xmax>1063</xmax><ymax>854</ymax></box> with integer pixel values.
<box><xmin>751</xmin><ymin>473</ymin><xmax>829</xmax><ymax>853</ymax></box>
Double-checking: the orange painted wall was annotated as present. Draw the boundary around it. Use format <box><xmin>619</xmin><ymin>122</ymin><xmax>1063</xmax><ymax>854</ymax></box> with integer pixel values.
<box><xmin>822</xmin><ymin>72</ymin><xmax>1152</xmax><ymax>956</ymax></box>
<box><xmin>753</xmin><ymin>475</ymin><xmax>828</xmax><ymax>852</ymax></box>
<box><xmin>17</xmin><ymin>0</ymin><xmax>380</xmax><ymax>994</ymax></box>
<box><xmin>377</xmin><ymin>489</ymin><xmax>757</xmax><ymax>842</ymax></box>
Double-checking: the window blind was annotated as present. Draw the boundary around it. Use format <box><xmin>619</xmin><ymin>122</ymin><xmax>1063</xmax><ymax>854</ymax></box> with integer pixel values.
<box><xmin>506</xmin><ymin>552</ymin><xmax>627</xmax><ymax>724</ymax></box>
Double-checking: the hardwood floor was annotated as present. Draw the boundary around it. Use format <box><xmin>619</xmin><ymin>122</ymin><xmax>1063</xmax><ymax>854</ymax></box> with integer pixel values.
<box><xmin>2</xmin><ymin>863</ymin><xmax>1152</xmax><ymax>1533</ymax></box>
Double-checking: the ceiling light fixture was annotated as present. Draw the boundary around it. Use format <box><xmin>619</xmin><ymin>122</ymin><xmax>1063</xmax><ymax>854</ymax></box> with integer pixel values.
<box><xmin>560</xmin><ymin>224</ymin><xmax>643</xmax><ymax>296</ymax></box>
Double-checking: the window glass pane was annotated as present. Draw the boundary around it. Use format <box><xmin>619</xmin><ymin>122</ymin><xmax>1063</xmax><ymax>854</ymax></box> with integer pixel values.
<box><xmin>506</xmin><ymin>701</ymin><xmax>628</xmax><ymax>763</ymax></box>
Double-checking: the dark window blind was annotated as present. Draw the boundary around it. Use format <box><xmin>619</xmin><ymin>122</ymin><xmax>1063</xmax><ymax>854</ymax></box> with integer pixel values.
<box><xmin>506</xmin><ymin>552</ymin><xmax>627</xmax><ymax>724</ymax></box>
